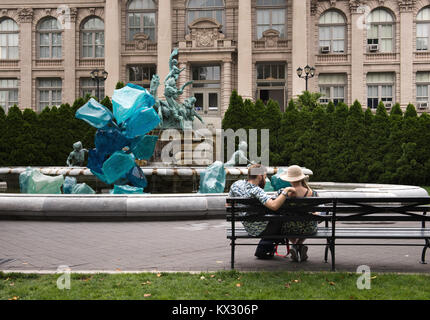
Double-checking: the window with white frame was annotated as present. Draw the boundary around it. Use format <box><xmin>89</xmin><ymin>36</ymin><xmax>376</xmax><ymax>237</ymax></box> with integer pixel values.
<box><xmin>127</xmin><ymin>0</ymin><xmax>157</xmax><ymax>41</ymax></box>
<box><xmin>367</xmin><ymin>73</ymin><xmax>395</xmax><ymax>109</ymax></box>
<box><xmin>191</xmin><ymin>65</ymin><xmax>221</xmax><ymax>114</ymax></box>
<box><xmin>38</xmin><ymin>17</ymin><xmax>62</xmax><ymax>59</ymax></box>
<box><xmin>80</xmin><ymin>78</ymin><xmax>105</xmax><ymax>98</ymax></box>
<box><xmin>367</xmin><ymin>8</ymin><xmax>394</xmax><ymax>53</ymax></box>
<box><xmin>256</xmin><ymin>0</ymin><xmax>286</xmax><ymax>39</ymax></box>
<box><xmin>319</xmin><ymin>10</ymin><xmax>346</xmax><ymax>53</ymax></box>
<box><xmin>81</xmin><ymin>17</ymin><xmax>104</xmax><ymax>58</ymax></box>
<box><xmin>127</xmin><ymin>64</ymin><xmax>156</xmax><ymax>89</ymax></box>
<box><xmin>318</xmin><ymin>74</ymin><xmax>346</xmax><ymax>105</ymax></box>
<box><xmin>416</xmin><ymin>72</ymin><xmax>430</xmax><ymax>107</ymax></box>
<box><xmin>38</xmin><ymin>78</ymin><xmax>62</xmax><ymax>110</ymax></box>
<box><xmin>0</xmin><ymin>18</ymin><xmax>19</xmax><ymax>60</ymax></box>
<box><xmin>0</xmin><ymin>79</ymin><xmax>18</xmax><ymax>112</ymax></box>
<box><xmin>417</xmin><ymin>7</ymin><xmax>430</xmax><ymax>51</ymax></box>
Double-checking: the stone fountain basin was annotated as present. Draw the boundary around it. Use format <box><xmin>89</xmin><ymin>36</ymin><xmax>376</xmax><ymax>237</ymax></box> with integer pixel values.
<box><xmin>0</xmin><ymin>182</ymin><xmax>427</xmax><ymax>221</ymax></box>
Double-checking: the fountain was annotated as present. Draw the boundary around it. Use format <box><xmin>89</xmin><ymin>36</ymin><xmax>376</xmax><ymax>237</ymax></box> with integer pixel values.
<box><xmin>0</xmin><ymin>48</ymin><xmax>428</xmax><ymax>220</ymax></box>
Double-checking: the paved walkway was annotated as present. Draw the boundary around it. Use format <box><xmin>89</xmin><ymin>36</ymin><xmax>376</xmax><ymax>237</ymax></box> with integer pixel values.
<box><xmin>0</xmin><ymin>220</ymin><xmax>429</xmax><ymax>273</ymax></box>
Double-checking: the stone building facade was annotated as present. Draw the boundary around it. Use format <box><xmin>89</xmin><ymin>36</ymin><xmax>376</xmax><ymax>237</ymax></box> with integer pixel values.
<box><xmin>0</xmin><ymin>0</ymin><xmax>429</xmax><ymax>129</ymax></box>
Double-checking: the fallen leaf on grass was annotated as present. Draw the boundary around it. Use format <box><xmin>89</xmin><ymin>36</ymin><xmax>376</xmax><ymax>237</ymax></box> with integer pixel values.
<box><xmin>293</xmin><ymin>279</ymin><xmax>300</xmax><ymax>283</ymax></box>
<box><xmin>210</xmin><ymin>275</ymin><xmax>216</xmax><ymax>278</ymax></box>
<box><xmin>371</xmin><ymin>276</ymin><xmax>377</xmax><ymax>280</ymax></box>
<box><xmin>9</xmin><ymin>282</ymin><xmax>14</xmax><ymax>286</ymax></box>
<box><xmin>157</xmin><ymin>273</ymin><xmax>162</xmax><ymax>278</ymax></box>
<box><xmin>285</xmin><ymin>283</ymin><xmax>291</xmax><ymax>288</ymax></box>
<box><xmin>236</xmin><ymin>283</ymin><xmax>241</xmax><ymax>287</ymax></box>
<box><xmin>329</xmin><ymin>282</ymin><xmax>336</xmax><ymax>286</ymax></box>
<box><xmin>200</xmin><ymin>276</ymin><xmax>206</xmax><ymax>280</ymax></box>
<box><xmin>144</xmin><ymin>293</ymin><xmax>152</xmax><ymax>298</ymax></box>
<box><xmin>141</xmin><ymin>281</ymin><xmax>152</xmax><ymax>286</ymax></box>
<box><xmin>8</xmin><ymin>296</ymin><xmax>19</xmax><ymax>300</ymax></box>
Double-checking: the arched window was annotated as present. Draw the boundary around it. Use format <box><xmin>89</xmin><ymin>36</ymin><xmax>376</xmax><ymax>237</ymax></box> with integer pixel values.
<box><xmin>37</xmin><ymin>17</ymin><xmax>62</xmax><ymax>59</ymax></box>
<box><xmin>367</xmin><ymin>8</ymin><xmax>394</xmax><ymax>53</ymax></box>
<box><xmin>81</xmin><ymin>17</ymin><xmax>104</xmax><ymax>58</ymax></box>
<box><xmin>127</xmin><ymin>0</ymin><xmax>157</xmax><ymax>41</ymax></box>
<box><xmin>0</xmin><ymin>18</ymin><xmax>19</xmax><ymax>59</ymax></box>
<box><xmin>187</xmin><ymin>0</ymin><xmax>225</xmax><ymax>33</ymax></box>
<box><xmin>256</xmin><ymin>0</ymin><xmax>286</xmax><ymax>39</ymax></box>
<box><xmin>318</xmin><ymin>10</ymin><xmax>346</xmax><ymax>53</ymax></box>
<box><xmin>417</xmin><ymin>7</ymin><xmax>430</xmax><ymax>51</ymax></box>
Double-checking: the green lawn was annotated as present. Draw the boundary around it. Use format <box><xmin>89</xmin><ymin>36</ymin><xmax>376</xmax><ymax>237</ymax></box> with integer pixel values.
<box><xmin>1</xmin><ymin>271</ymin><xmax>429</xmax><ymax>300</ymax></box>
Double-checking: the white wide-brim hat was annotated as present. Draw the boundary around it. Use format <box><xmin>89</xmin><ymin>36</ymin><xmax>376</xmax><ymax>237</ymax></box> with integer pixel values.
<box><xmin>280</xmin><ymin>165</ymin><xmax>307</xmax><ymax>182</ymax></box>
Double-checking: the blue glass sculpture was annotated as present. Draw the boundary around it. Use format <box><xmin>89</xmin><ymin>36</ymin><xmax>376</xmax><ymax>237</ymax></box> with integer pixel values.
<box><xmin>270</xmin><ymin>168</ymin><xmax>292</xmax><ymax>191</ymax></box>
<box><xmin>75</xmin><ymin>98</ymin><xmax>114</xmax><ymax>129</ymax></box>
<box><xmin>71</xmin><ymin>183</ymin><xmax>95</xmax><ymax>194</ymax></box>
<box><xmin>95</xmin><ymin>127</ymin><xmax>130</xmax><ymax>157</ymax></box>
<box><xmin>123</xmin><ymin>107</ymin><xmax>160</xmax><ymax>139</ymax></box>
<box><xmin>130</xmin><ymin>135</ymin><xmax>158</xmax><ymax>160</ymax></box>
<box><xmin>63</xmin><ymin>176</ymin><xmax>77</xmax><ymax>194</ymax></box>
<box><xmin>126</xmin><ymin>165</ymin><xmax>148</xmax><ymax>189</ymax></box>
<box><xmin>263</xmin><ymin>178</ymin><xmax>275</xmax><ymax>192</ymax></box>
<box><xmin>111</xmin><ymin>184</ymin><xmax>144</xmax><ymax>194</ymax></box>
<box><xmin>198</xmin><ymin>161</ymin><xmax>226</xmax><ymax>194</ymax></box>
<box><xmin>102</xmin><ymin>151</ymin><xmax>136</xmax><ymax>185</ymax></box>
<box><xmin>112</xmin><ymin>83</ymin><xmax>156</xmax><ymax>124</ymax></box>
<box><xmin>19</xmin><ymin>168</ymin><xmax>64</xmax><ymax>194</ymax></box>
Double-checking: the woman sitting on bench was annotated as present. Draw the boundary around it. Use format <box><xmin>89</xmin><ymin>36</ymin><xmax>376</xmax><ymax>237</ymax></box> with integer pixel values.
<box><xmin>279</xmin><ymin>165</ymin><xmax>319</xmax><ymax>263</ymax></box>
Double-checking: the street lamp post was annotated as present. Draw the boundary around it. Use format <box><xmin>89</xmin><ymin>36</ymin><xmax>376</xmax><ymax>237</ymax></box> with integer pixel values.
<box><xmin>296</xmin><ymin>65</ymin><xmax>315</xmax><ymax>91</ymax></box>
<box><xmin>90</xmin><ymin>69</ymin><xmax>109</xmax><ymax>101</ymax></box>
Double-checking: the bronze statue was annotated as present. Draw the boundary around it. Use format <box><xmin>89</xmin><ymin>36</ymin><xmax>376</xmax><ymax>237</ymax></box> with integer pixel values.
<box><xmin>66</xmin><ymin>141</ymin><xmax>88</xmax><ymax>167</ymax></box>
<box><xmin>149</xmin><ymin>48</ymin><xmax>204</xmax><ymax>130</ymax></box>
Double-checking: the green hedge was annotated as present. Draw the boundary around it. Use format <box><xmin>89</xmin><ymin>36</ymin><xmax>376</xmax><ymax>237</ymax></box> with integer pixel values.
<box><xmin>222</xmin><ymin>90</ymin><xmax>430</xmax><ymax>185</ymax></box>
<box><xmin>0</xmin><ymin>94</ymin><xmax>114</xmax><ymax>167</ymax></box>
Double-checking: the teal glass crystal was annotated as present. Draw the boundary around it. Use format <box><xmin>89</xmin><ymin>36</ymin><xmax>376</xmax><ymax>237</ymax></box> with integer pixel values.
<box><xmin>112</xmin><ymin>83</ymin><xmax>156</xmax><ymax>124</ymax></box>
<box><xmin>198</xmin><ymin>161</ymin><xmax>226</xmax><ymax>194</ymax></box>
<box><xmin>111</xmin><ymin>184</ymin><xmax>144</xmax><ymax>194</ymax></box>
<box><xmin>130</xmin><ymin>135</ymin><xmax>158</xmax><ymax>160</ymax></box>
<box><xmin>123</xmin><ymin>107</ymin><xmax>160</xmax><ymax>139</ymax></box>
<box><xmin>102</xmin><ymin>151</ymin><xmax>136</xmax><ymax>185</ymax></box>
<box><xmin>75</xmin><ymin>98</ymin><xmax>114</xmax><ymax>129</ymax></box>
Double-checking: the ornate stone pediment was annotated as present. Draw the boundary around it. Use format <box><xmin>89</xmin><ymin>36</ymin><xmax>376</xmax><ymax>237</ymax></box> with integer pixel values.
<box><xmin>185</xmin><ymin>17</ymin><xmax>225</xmax><ymax>47</ymax></box>
<box><xmin>261</xmin><ymin>29</ymin><xmax>280</xmax><ymax>48</ymax></box>
<box><xmin>133</xmin><ymin>33</ymin><xmax>150</xmax><ymax>50</ymax></box>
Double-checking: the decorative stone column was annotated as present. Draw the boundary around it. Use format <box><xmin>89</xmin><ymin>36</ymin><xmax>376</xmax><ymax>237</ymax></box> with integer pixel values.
<box><xmin>104</xmin><ymin>0</ymin><xmax>121</xmax><ymax>97</ymax></box>
<box><xmin>63</xmin><ymin>8</ymin><xmax>77</xmax><ymax>102</ymax></box>
<box><xmin>17</xmin><ymin>8</ymin><xmax>33</xmax><ymax>110</ymax></box>
<box><xmin>350</xmin><ymin>3</ymin><xmax>365</xmax><ymax>106</ymax></box>
<box><xmin>399</xmin><ymin>2</ymin><xmax>414</xmax><ymax>107</ymax></box>
<box><xmin>237</xmin><ymin>0</ymin><xmax>253</xmax><ymax>100</ymax></box>
<box><xmin>222</xmin><ymin>59</ymin><xmax>232</xmax><ymax>114</ymax></box>
<box><xmin>291</xmin><ymin>0</ymin><xmax>308</xmax><ymax>97</ymax></box>
<box><xmin>157</xmin><ymin>0</ymin><xmax>172</xmax><ymax>99</ymax></box>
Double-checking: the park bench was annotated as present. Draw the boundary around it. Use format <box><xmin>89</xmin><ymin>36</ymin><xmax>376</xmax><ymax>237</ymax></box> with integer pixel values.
<box><xmin>226</xmin><ymin>196</ymin><xmax>430</xmax><ymax>271</ymax></box>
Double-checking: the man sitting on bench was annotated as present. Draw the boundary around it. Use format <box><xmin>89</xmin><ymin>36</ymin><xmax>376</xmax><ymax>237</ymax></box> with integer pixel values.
<box><xmin>228</xmin><ymin>164</ymin><xmax>296</xmax><ymax>259</ymax></box>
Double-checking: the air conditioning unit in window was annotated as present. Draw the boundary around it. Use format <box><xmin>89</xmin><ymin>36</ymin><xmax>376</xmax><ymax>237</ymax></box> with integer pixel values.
<box><xmin>418</xmin><ymin>102</ymin><xmax>428</xmax><ymax>109</ymax></box>
<box><xmin>320</xmin><ymin>45</ymin><xmax>330</xmax><ymax>54</ymax></box>
<box><xmin>384</xmin><ymin>102</ymin><xmax>392</xmax><ymax>110</ymax></box>
<box><xmin>368</xmin><ymin>44</ymin><xmax>379</xmax><ymax>52</ymax></box>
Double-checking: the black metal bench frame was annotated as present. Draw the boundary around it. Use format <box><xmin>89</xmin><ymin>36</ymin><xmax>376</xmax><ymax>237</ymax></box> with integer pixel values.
<box><xmin>226</xmin><ymin>197</ymin><xmax>430</xmax><ymax>271</ymax></box>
